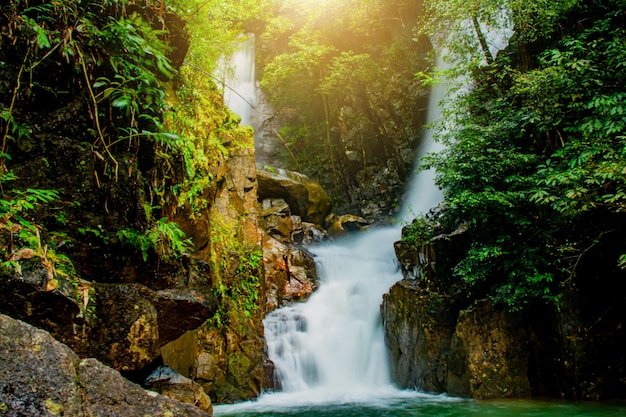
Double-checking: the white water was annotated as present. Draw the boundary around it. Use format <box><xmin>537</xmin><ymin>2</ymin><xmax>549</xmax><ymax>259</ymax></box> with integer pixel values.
<box><xmin>259</xmin><ymin>57</ymin><xmax>450</xmax><ymax>407</ymax></box>
<box><xmin>220</xmin><ymin>35</ymin><xmax>257</xmax><ymax>126</ymax></box>
<box><xmin>264</xmin><ymin>227</ymin><xmax>402</xmax><ymax>397</ymax></box>
<box><xmin>399</xmin><ymin>52</ymin><xmax>448</xmax><ymax>220</ymax></box>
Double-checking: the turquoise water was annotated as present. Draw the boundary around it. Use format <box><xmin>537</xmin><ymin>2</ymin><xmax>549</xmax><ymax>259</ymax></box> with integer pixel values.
<box><xmin>214</xmin><ymin>391</ymin><xmax>626</xmax><ymax>417</ymax></box>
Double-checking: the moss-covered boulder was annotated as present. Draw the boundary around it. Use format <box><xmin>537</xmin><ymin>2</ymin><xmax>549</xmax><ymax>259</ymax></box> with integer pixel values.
<box><xmin>257</xmin><ymin>168</ymin><xmax>332</xmax><ymax>226</ymax></box>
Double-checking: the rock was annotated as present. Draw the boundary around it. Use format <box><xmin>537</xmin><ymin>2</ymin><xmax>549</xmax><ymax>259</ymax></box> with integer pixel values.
<box><xmin>325</xmin><ymin>213</ymin><xmax>370</xmax><ymax>238</ymax></box>
<box><xmin>161</xmin><ymin>330</ymin><xmax>198</xmax><ymax>378</ymax></box>
<box><xmin>194</xmin><ymin>324</ymin><xmax>265</xmax><ymax>404</ymax></box>
<box><xmin>257</xmin><ymin>168</ymin><xmax>332</xmax><ymax>226</ymax></box>
<box><xmin>0</xmin><ymin>258</ymin><xmax>88</xmax><ymax>356</ymax></box>
<box><xmin>261</xmin><ymin>198</ymin><xmax>299</xmax><ymax>243</ymax></box>
<box><xmin>447</xmin><ymin>300</ymin><xmax>531</xmax><ymax>399</ymax></box>
<box><xmin>263</xmin><ymin>235</ymin><xmax>318</xmax><ymax>311</ymax></box>
<box><xmin>144</xmin><ymin>365</ymin><xmax>213</xmax><ymax>415</ymax></box>
<box><xmin>260</xmin><ymin>197</ymin><xmax>320</xmax><ymax>311</ymax></box>
<box><xmin>91</xmin><ymin>283</ymin><xmax>161</xmax><ymax>371</ymax></box>
<box><xmin>153</xmin><ymin>288</ymin><xmax>218</xmax><ymax>345</ymax></box>
<box><xmin>382</xmin><ymin>279</ymin><xmax>459</xmax><ymax>393</ymax></box>
<box><xmin>395</xmin><ymin>219</ymin><xmax>470</xmax><ymax>286</ymax></box>
<box><xmin>0</xmin><ymin>314</ymin><xmax>211</xmax><ymax>417</ymax></box>
<box><xmin>297</xmin><ymin>222</ymin><xmax>330</xmax><ymax>245</ymax></box>
<box><xmin>86</xmin><ymin>283</ymin><xmax>218</xmax><ymax>373</ymax></box>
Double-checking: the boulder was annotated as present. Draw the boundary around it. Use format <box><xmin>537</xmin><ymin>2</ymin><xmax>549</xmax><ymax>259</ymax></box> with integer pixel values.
<box><xmin>90</xmin><ymin>283</ymin><xmax>217</xmax><ymax>372</ymax></box>
<box><xmin>0</xmin><ymin>314</ymin><xmax>211</xmax><ymax>417</ymax></box>
<box><xmin>91</xmin><ymin>283</ymin><xmax>161</xmax><ymax>372</ymax></box>
<box><xmin>447</xmin><ymin>300</ymin><xmax>531</xmax><ymax>399</ymax></box>
<box><xmin>144</xmin><ymin>365</ymin><xmax>213</xmax><ymax>415</ymax></box>
<box><xmin>153</xmin><ymin>288</ymin><xmax>218</xmax><ymax>345</ymax></box>
<box><xmin>0</xmin><ymin>258</ymin><xmax>89</xmax><ymax>356</ymax></box>
<box><xmin>325</xmin><ymin>213</ymin><xmax>370</xmax><ymax>238</ymax></box>
<box><xmin>257</xmin><ymin>168</ymin><xmax>332</xmax><ymax>226</ymax></box>
<box><xmin>382</xmin><ymin>279</ymin><xmax>459</xmax><ymax>393</ymax></box>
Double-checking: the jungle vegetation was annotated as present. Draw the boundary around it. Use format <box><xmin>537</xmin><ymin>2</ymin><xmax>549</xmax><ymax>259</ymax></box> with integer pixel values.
<box><xmin>403</xmin><ymin>0</ymin><xmax>626</xmax><ymax>311</ymax></box>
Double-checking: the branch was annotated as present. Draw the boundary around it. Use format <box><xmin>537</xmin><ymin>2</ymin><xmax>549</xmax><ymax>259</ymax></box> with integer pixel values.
<box><xmin>77</xmin><ymin>47</ymin><xmax>118</xmax><ymax>180</ymax></box>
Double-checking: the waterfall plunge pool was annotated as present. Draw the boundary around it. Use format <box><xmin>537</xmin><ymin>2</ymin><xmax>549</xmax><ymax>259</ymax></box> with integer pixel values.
<box><xmin>215</xmin><ymin>393</ymin><xmax>626</xmax><ymax>417</ymax></box>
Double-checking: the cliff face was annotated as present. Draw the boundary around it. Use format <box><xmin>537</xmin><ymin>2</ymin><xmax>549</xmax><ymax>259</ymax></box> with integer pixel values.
<box><xmin>0</xmin><ymin>1</ymin><xmax>270</xmax><ymax>406</ymax></box>
<box><xmin>384</xmin><ymin>222</ymin><xmax>626</xmax><ymax>401</ymax></box>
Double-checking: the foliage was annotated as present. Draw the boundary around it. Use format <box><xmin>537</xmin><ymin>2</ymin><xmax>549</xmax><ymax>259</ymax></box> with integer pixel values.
<box><xmin>416</xmin><ymin>0</ymin><xmax>581</xmax><ymax>73</ymax></box>
<box><xmin>257</xmin><ymin>0</ymin><xmax>430</xmax><ymax>209</ymax></box>
<box><xmin>117</xmin><ymin>217</ymin><xmax>192</xmax><ymax>262</ymax></box>
<box><xmin>0</xmin><ymin>0</ymin><xmax>264</xmax><ymax>326</ymax></box>
<box><xmin>401</xmin><ymin>216</ymin><xmax>437</xmax><ymax>251</ymax></box>
<box><xmin>0</xmin><ymin>171</ymin><xmax>95</xmax><ymax>317</ymax></box>
<box><xmin>412</xmin><ymin>0</ymin><xmax>626</xmax><ymax>311</ymax></box>
<box><xmin>208</xmin><ymin>212</ymin><xmax>262</xmax><ymax>328</ymax></box>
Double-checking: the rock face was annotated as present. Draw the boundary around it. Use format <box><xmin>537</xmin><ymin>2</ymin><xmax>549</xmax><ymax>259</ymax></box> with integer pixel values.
<box><xmin>384</xmin><ymin>220</ymin><xmax>533</xmax><ymax>399</ymax></box>
<box><xmin>386</xmin><ymin>215</ymin><xmax>626</xmax><ymax>400</ymax></box>
<box><xmin>0</xmin><ymin>1</ymin><xmax>271</xmax><ymax>407</ymax></box>
<box><xmin>382</xmin><ymin>280</ymin><xmax>458</xmax><ymax>393</ymax></box>
<box><xmin>0</xmin><ymin>314</ymin><xmax>211</xmax><ymax>417</ymax></box>
<box><xmin>257</xmin><ymin>168</ymin><xmax>332</xmax><ymax>226</ymax></box>
<box><xmin>261</xmin><ymin>198</ymin><xmax>321</xmax><ymax>311</ymax></box>
<box><xmin>446</xmin><ymin>301</ymin><xmax>531</xmax><ymax>399</ymax></box>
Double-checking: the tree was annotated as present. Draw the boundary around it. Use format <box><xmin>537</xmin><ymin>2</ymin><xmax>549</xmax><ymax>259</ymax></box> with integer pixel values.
<box><xmin>411</xmin><ymin>0</ymin><xmax>626</xmax><ymax>310</ymax></box>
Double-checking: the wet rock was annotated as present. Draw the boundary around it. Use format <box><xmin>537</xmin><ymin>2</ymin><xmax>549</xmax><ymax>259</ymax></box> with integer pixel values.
<box><xmin>382</xmin><ymin>280</ymin><xmax>459</xmax><ymax>393</ymax></box>
<box><xmin>325</xmin><ymin>213</ymin><xmax>370</xmax><ymax>238</ymax></box>
<box><xmin>257</xmin><ymin>168</ymin><xmax>332</xmax><ymax>226</ymax></box>
<box><xmin>447</xmin><ymin>300</ymin><xmax>531</xmax><ymax>399</ymax></box>
<box><xmin>0</xmin><ymin>314</ymin><xmax>211</xmax><ymax>417</ymax></box>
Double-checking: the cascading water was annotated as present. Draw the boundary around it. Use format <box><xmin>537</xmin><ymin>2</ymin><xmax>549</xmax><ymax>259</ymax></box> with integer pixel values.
<box><xmin>215</xmin><ymin>34</ymin><xmax>452</xmax><ymax>414</ymax></box>
<box><xmin>259</xmin><ymin>58</ymin><xmax>449</xmax><ymax>406</ymax></box>
<box><xmin>264</xmin><ymin>227</ymin><xmax>402</xmax><ymax>398</ymax></box>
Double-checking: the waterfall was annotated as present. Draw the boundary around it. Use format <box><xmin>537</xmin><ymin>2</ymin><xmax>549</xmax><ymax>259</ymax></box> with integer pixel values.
<box><xmin>260</xmin><ymin>59</ymin><xmax>449</xmax><ymax>405</ymax></box>
<box><xmin>216</xmin><ymin>22</ymin><xmax>512</xmax><ymax>414</ymax></box>
<box><xmin>399</xmin><ymin>52</ymin><xmax>448</xmax><ymax>220</ymax></box>
<box><xmin>220</xmin><ymin>35</ymin><xmax>257</xmax><ymax>126</ymax></box>
<box><xmin>264</xmin><ymin>227</ymin><xmax>402</xmax><ymax>400</ymax></box>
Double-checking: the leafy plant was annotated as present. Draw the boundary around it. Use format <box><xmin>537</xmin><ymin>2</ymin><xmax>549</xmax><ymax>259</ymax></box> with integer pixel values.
<box><xmin>117</xmin><ymin>217</ymin><xmax>192</xmax><ymax>262</ymax></box>
<box><xmin>0</xmin><ymin>171</ymin><xmax>95</xmax><ymax>317</ymax></box>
